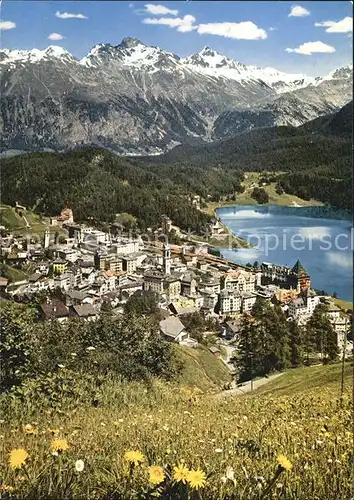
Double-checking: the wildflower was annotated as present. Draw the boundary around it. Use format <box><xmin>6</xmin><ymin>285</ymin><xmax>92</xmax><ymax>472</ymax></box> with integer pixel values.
<box><xmin>242</xmin><ymin>465</ymin><xmax>249</xmax><ymax>478</ymax></box>
<box><xmin>173</xmin><ymin>463</ymin><xmax>190</xmax><ymax>484</ymax></box>
<box><xmin>148</xmin><ymin>465</ymin><xmax>165</xmax><ymax>485</ymax></box>
<box><xmin>51</xmin><ymin>439</ymin><xmax>69</xmax><ymax>453</ymax></box>
<box><xmin>124</xmin><ymin>450</ymin><xmax>145</xmax><ymax>465</ymax></box>
<box><xmin>277</xmin><ymin>454</ymin><xmax>292</xmax><ymax>471</ymax></box>
<box><xmin>24</xmin><ymin>424</ymin><xmax>36</xmax><ymax>435</ymax></box>
<box><xmin>9</xmin><ymin>449</ymin><xmax>29</xmax><ymax>469</ymax></box>
<box><xmin>86</xmin><ymin>346</ymin><xmax>95</xmax><ymax>351</ymax></box>
<box><xmin>187</xmin><ymin>468</ymin><xmax>206</xmax><ymax>489</ymax></box>
<box><xmin>75</xmin><ymin>459</ymin><xmax>85</xmax><ymax>472</ymax></box>
<box><xmin>0</xmin><ymin>483</ymin><xmax>15</xmax><ymax>493</ymax></box>
<box><xmin>57</xmin><ymin>364</ymin><xmax>65</xmax><ymax>368</ymax></box>
<box><xmin>214</xmin><ymin>448</ymin><xmax>223</xmax><ymax>453</ymax></box>
<box><xmin>221</xmin><ymin>466</ymin><xmax>235</xmax><ymax>484</ymax></box>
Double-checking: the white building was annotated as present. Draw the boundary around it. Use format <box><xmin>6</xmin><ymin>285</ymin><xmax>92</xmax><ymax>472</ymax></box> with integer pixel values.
<box><xmin>221</xmin><ymin>269</ymin><xmax>256</xmax><ymax>294</ymax></box>
<box><xmin>288</xmin><ymin>289</ymin><xmax>320</xmax><ymax>325</ymax></box>
<box><xmin>242</xmin><ymin>293</ymin><xmax>258</xmax><ymax>312</ymax></box>
<box><xmin>219</xmin><ymin>289</ymin><xmax>242</xmax><ymax>316</ymax></box>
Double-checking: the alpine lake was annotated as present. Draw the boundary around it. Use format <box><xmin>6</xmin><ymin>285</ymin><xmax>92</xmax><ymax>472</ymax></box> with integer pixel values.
<box><xmin>216</xmin><ymin>205</ymin><xmax>353</xmax><ymax>301</ymax></box>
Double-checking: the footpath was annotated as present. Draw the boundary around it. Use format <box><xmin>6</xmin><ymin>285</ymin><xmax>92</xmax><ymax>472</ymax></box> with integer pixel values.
<box><xmin>218</xmin><ymin>372</ymin><xmax>284</xmax><ymax>398</ymax></box>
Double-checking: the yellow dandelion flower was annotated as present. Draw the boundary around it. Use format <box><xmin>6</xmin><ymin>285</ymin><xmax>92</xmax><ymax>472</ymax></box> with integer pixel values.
<box><xmin>124</xmin><ymin>450</ymin><xmax>145</xmax><ymax>465</ymax></box>
<box><xmin>9</xmin><ymin>449</ymin><xmax>29</xmax><ymax>469</ymax></box>
<box><xmin>51</xmin><ymin>439</ymin><xmax>69</xmax><ymax>453</ymax></box>
<box><xmin>277</xmin><ymin>454</ymin><xmax>292</xmax><ymax>471</ymax></box>
<box><xmin>173</xmin><ymin>463</ymin><xmax>190</xmax><ymax>484</ymax></box>
<box><xmin>187</xmin><ymin>468</ymin><xmax>207</xmax><ymax>489</ymax></box>
<box><xmin>148</xmin><ymin>465</ymin><xmax>165</xmax><ymax>485</ymax></box>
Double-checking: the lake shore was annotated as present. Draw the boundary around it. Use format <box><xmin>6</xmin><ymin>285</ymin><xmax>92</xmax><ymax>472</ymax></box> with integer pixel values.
<box><xmin>217</xmin><ymin>205</ymin><xmax>353</xmax><ymax>301</ymax></box>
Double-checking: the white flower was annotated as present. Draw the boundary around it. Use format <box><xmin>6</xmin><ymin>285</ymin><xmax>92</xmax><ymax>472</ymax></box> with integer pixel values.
<box><xmin>214</xmin><ymin>448</ymin><xmax>223</xmax><ymax>453</ymax></box>
<box><xmin>57</xmin><ymin>364</ymin><xmax>65</xmax><ymax>368</ymax></box>
<box><xmin>52</xmin><ymin>451</ymin><xmax>59</xmax><ymax>457</ymax></box>
<box><xmin>226</xmin><ymin>466</ymin><xmax>234</xmax><ymax>480</ymax></box>
<box><xmin>86</xmin><ymin>346</ymin><xmax>95</xmax><ymax>351</ymax></box>
<box><xmin>75</xmin><ymin>459</ymin><xmax>85</xmax><ymax>472</ymax></box>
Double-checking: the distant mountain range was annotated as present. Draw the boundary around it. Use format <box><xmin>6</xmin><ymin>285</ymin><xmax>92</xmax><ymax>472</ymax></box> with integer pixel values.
<box><xmin>0</xmin><ymin>37</ymin><xmax>352</xmax><ymax>154</ymax></box>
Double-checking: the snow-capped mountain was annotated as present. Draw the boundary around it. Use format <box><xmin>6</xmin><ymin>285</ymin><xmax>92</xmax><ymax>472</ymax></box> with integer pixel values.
<box><xmin>0</xmin><ymin>45</ymin><xmax>76</xmax><ymax>66</ymax></box>
<box><xmin>0</xmin><ymin>38</ymin><xmax>352</xmax><ymax>153</ymax></box>
<box><xmin>182</xmin><ymin>46</ymin><xmax>315</xmax><ymax>93</ymax></box>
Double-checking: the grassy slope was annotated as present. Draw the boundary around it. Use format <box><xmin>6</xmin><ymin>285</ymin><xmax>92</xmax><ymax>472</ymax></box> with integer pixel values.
<box><xmin>331</xmin><ymin>297</ymin><xmax>353</xmax><ymax>312</ymax></box>
<box><xmin>176</xmin><ymin>345</ymin><xmax>231</xmax><ymax>391</ymax></box>
<box><xmin>0</xmin><ymin>263</ymin><xmax>28</xmax><ymax>282</ymax></box>
<box><xmin>251</xmin><ymin>362</ymin><xmax>352</xmax><ymax>397</ymax></box>
<box><xmin>1</xmin><ymin>362</ymin><xmax>352</xmax><ymax>498</ymax></box>
<box><xmin>0</xmin><ymin>204</ymin><xmax>58</xmax><ymax>235</ymax></box>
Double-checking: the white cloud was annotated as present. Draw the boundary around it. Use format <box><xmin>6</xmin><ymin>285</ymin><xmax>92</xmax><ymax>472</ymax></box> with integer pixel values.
<box><xmin>0</xmin><ymin>21</ymin><xmax>16</xmax><ymax>30</ymax></box>
<box><xmin>269</xmin><ymin>26</ymin><xmax>277</xmax><ymax>31</ymax></box>
<box><xmin>197</xmin><ymin>21</ymin><xmax>267</xmax><ymax>40</ymax></box>
<box><xmin>48</xmin><ymin>33</ymin><xmax>64</xmax><ymax>41</ymax></box>
<box><xmin>315</xmin><ymin>17</ymin><xmax>353</xmax><ymax>33</ymax></box>
<box><xmin>288</xmin><ymin>5</ymin><xmax>310</xmax><ymax>17</ymax></box>
<box><xmin>55</xmin><ymin>11</ymin><xmax>87</xmax><ymax>19</ymax></box>
<box><xmin>144</xmin><ymin>4</ymin><xmax>178</xmax><ymax>16</ymax></box>
<box><xmin>286</xmin><ymin>41</ymin><xmax>336</xmax><ymax>55</ymax></box>
<box><xmin>143</xmin><ymin>14</ymin><xmax>196</xmax><ymax>32</ymax></box>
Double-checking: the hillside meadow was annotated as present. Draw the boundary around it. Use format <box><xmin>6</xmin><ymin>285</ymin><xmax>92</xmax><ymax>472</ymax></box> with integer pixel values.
<box><xmin>0</xmin><ymin>363</ymin><xmax>353</xmax><ymax>499</ymax></box>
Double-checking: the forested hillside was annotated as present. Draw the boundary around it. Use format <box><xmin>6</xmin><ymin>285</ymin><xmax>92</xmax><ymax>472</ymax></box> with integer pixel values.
<box><xmin>1</xmin><ymin>103</ymin><xmax>352</xmax><ymax>223</ymax></box>
<box><xmin>0</xmin><ymin>147</ymin><xmax>246</xmax><ymax>231</ymax></box>
<box><xmin>141</xmin><ymin>103</ymin><xmax>352</xmax><ymax>211</ymax></box>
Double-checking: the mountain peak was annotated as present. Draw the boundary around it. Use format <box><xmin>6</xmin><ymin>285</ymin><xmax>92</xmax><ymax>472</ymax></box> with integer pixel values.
<box><xmin>119</xmin><ymin>37</ymin><xmax>144</xmax><ymax>49</ymax></box>
<box><xmin>44</xmin><ymin>46</ymin><xmax>71</xmax><ymax>57</ymax></box>
<box><xmin>199</xmin><ymin>46</ymin><xmax>216</xmax><ymax>56</ymax></box>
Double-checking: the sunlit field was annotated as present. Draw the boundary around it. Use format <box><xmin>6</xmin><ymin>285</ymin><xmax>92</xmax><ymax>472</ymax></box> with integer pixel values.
<box><xmin>0</xmin><ymin>364</ymin><xmax>352</xmax><ymax>499</ymax></box>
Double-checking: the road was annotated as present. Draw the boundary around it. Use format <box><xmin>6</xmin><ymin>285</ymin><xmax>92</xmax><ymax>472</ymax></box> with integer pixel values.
<box><xmin>218</xmin><ymin>372</ymin><xmax>284</xmax><ymax>398</ymax></box>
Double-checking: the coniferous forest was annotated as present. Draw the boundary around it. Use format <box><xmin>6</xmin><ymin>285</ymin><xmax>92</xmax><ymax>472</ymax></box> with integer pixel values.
<box><xmin>0</xmin><ymin>102</ymin><xmax>352</xmax><ymax>231</ymax></box>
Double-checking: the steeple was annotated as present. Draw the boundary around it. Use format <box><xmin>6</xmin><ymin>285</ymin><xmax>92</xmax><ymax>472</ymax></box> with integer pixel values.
<box><xmin>291</xmin><ymin>259</ymin><xmax>308</xmax><ymax>276</ymax></box>
<box><xmin>163</xmin><ymin>239</ymin><xmax>171</xmax><ymax>275</ymax></box>
<box><xmin>290</xmin><ymin>259</ymin><xmax>311</xmax><ymax>292</ymax></box>
<box><xmin>44</xmin><ymin>228</ymin><xmax>50</xmax><ymax>249</ymax></box>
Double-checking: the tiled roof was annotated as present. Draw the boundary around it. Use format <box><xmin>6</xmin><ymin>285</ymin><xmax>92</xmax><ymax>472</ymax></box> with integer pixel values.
<box><xmin>41</xmin><ymin>299</ymin><xmax>69</xmax><ymax>318</ymax></box>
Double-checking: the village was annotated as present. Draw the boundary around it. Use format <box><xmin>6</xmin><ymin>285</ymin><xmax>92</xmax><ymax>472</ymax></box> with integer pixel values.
<box><xmin>0</xmin><ymin>206</ymin><xmax>352</xmax><ymax>364</ymax></box>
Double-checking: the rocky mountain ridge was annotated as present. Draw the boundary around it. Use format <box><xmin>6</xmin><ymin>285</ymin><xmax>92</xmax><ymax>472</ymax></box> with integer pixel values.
<box><xmin>0</xmin><ymin>38</ymin><xmax>352</xmax><ymax>154</ymax></box>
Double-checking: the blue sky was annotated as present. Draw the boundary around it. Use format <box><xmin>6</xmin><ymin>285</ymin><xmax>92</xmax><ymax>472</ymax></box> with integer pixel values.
<box><xmin>0</xmin><ymin>1</ymin><xmax>352</xmax><ymax>76</ymax></box>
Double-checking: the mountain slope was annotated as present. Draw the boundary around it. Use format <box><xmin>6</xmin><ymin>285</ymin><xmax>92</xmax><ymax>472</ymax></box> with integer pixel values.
<box><xmin>149</xmin><ymin>102</ymin><xmax>352</xmax><ymax>167</ymax></box>
<box><xmin>0</xmin><ymin>39</ymin><xmax>352</xmax><ymax>153</ymax></box>
<box><xmin>300</xmin><ymin>100</ymin><xmax>353</xmax><ymax>136</ymax></box>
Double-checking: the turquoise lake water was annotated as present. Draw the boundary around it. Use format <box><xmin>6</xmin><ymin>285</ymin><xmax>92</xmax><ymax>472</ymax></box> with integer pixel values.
<box><xmin>217</xmin><ymin>205</ymin><xmax>353</xmax><ymax>301</ymax></box>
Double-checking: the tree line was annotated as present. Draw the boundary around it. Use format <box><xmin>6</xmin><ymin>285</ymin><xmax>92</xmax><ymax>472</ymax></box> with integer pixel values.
<box><xmin>234</xmin><ymin>298</ymin><xmax>340</xmax><ymax>382</ymax></box>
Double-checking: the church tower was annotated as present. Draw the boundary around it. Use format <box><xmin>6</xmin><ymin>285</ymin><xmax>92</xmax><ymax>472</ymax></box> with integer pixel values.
<box><xmin>163</xmin><ymin>240</ymin><xmax>171</xmax><ymax>275</ymax></box>
<box><xmin>44</xmin><ymin>228</ymin><xmax>50</xmax><ymax>249</ymax></box>
<box><xmin>289</xmin><ymin>259</ymin><xmax>311</xmax><ymax>292</ymax></box>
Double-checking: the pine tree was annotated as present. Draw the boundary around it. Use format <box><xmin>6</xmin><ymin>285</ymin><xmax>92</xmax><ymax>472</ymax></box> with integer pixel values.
<box><xmin>288</xmin><ymin>321</ymin><xmax>303</xmax><ymax>367</ymax></box>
